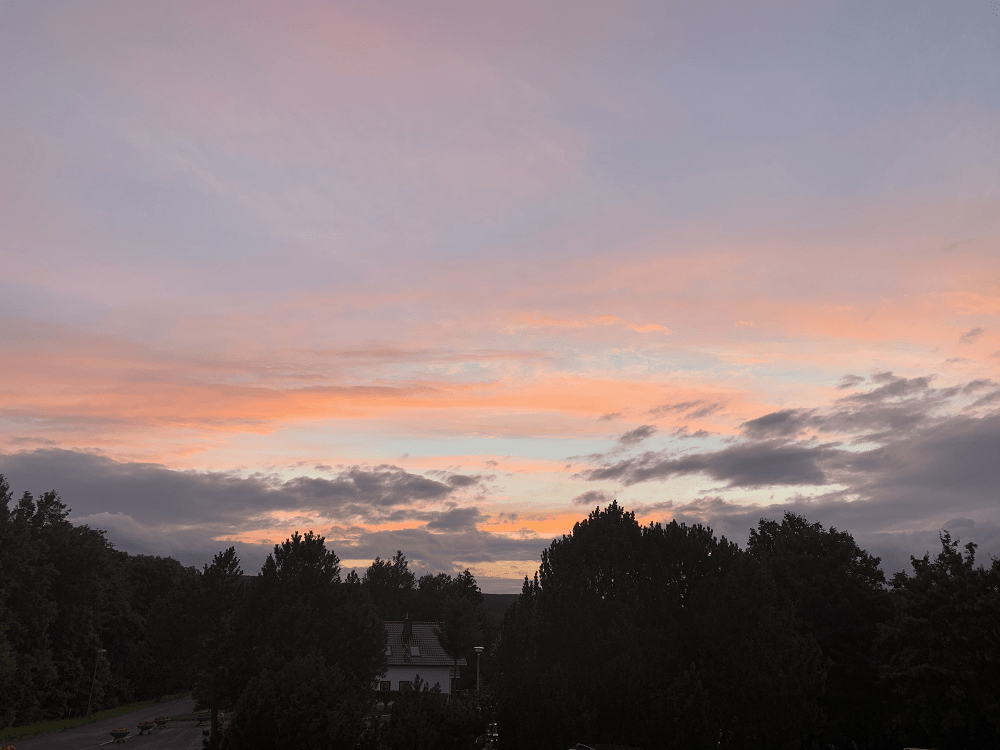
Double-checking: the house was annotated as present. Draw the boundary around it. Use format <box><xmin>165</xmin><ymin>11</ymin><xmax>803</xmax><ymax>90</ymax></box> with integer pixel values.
<box><xmin>379</xmin><ymin>616</ymin><xmax>466</xmax><ymax>695</ymax></box>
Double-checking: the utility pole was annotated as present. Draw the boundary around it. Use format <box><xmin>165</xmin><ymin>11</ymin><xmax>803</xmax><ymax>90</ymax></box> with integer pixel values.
<box><xmin>474</xmin><ymin>646</ymin><xmax>484</xmax><ymax>694</ymax></box>
<box><xmin>87</xmin><ymin>649</ymin><xmax>106</xmax><ymax>717</ymax></box>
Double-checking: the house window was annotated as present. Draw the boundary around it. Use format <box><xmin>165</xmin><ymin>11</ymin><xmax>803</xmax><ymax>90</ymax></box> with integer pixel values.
<box><xmin>398</xmin><ymin>681</ymin><xmax>412</xmax><ymax>691</ymax></box>
<box><xmin>379</xmin><ymin>681</ymin><xmax>391</xmax><ymax>692</ymax></box>
<box><xmin>385</xmin><ymin>646</ymin><xmax>392</xmax><ymax>656</ymax></box>
<box><xmin>410</xmin><ymin>646</ymin><xmax>420</xmax><ymax>657</ymax></box>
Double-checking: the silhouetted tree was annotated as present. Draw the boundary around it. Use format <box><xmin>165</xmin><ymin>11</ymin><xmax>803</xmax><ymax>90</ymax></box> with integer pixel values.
<box><xmin>497</xmin><ymin>502</ymin><xmax>826</xmax><ymax>750</ymax></box>
<box><xmin>679</xmin><ymin>556</ymin><xmax>826</xmax><ymax>750</ymax></box>
<box><xmin>118</xmin><ymin>553</ymin><xmax>197</xmax><ymax>696</ymax></box>
<box><xmin>0</xmin><ymin>624</ymin><xmax>17</xmax><ymax>728</ymax></box>
<box><xmin>193</xmin><ymin>547</ymin><xmax>244</xmax><ymax>746</ymax></box>
<box><xmin>413</xmin><ymin>570</ymin><xmax>482</xmax><ymax>621</ymax></box>
<box><xmin>0</xmin><ymin>475</ymin><xmax>397</xmax><ymax>736</ymax></box>
<box><xmin>135</xmin><ymin>562</ymin><xmax>200</xmax><ymax>698</ymax></box>
<box><xmin>222</xmin><ymin>652</ymin><xmax>371</xmax><ymax>750</ymax></box>
<box><xmin>220</xmin><ymin>531</ymin><xmax>386</xmax><ymax>750</ymax></box>
<box><xmin>376</xmin><ymin>676</ymin><xmax>489</xmax><ymax>750</ymax></box>
<box><xmin>435</xmin><ymin>596</ymin><xmax>483</xmax><ymax>693</ymax></box>
<box><xmin>363</xmin><ymin>550</ymin><xmax>416</xmax><ymax>619</ymax></box>
<box><xmin>498</xmin><ymin>503</ymin><xmax>661</xmax><ymax>748</ymax></box>
<box><xmin>879</xmin><ymin>531</ymin><xmax>1000</xmax><ymax>749</ymax></box>
<box><xmin>8</xmin><ymin>474</ymin><xmax>1000</xmax><ymax>750</ymax></box>
<box><xmin>747</xmin><ymin>512</ymin><xmax>893</xmax><ymax>748</ymax></box>
<box><xmin>0</xmin><ymin>480</ymin><xmax>123</xmax><ymax>722</ymax></box>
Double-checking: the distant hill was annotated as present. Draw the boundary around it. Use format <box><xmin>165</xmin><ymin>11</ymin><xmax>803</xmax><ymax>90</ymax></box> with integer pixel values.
<box><xmin>481</xmin><ymin>593</ymin><xmax>519</xmax><ymax>625</ymax></box>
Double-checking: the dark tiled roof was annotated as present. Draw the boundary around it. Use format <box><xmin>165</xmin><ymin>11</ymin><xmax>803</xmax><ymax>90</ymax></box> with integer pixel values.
<box><xmin>384</xmin><ymin>620</ymin><xmax>467</xmax><ymax>667</ymax></box>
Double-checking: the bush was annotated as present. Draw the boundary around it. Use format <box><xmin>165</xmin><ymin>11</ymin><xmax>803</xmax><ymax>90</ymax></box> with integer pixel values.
<box><xmin>377</xmin><ymin>678</ymin><xmax>489</xmax><ymax>750</ymax></box>
<box><xmin>221</xmin><ymin>654</ymin><xmax>370</xmax><ymax>750</ymax></box>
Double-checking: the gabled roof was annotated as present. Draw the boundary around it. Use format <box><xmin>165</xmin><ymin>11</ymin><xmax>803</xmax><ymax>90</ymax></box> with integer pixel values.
<box><xmin>383</xmin><ymin>620</ymin><xmax>467</xmax><ymax>667</ymax></box>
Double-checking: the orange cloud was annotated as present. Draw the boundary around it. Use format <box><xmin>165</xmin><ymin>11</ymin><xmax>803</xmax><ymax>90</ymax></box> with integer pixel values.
<box><xmin>504</xmin><ymin>314</ymin><xmax>620</xmax><ymax>333</ymax></box>
<box><xmin>626</xmin><ymin>323</ymin><xmax>669</xmax><ymax>333</ymax></box>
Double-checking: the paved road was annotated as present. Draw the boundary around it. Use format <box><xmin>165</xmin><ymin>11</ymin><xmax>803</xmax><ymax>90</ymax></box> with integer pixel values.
<box><xmin>14</xmin><ymin>697</ymin><xmax>209</xmax><ymax>750</ymax></box>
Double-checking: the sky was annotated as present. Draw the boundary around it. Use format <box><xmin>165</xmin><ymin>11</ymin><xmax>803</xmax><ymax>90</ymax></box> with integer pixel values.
<box><xmin>1</xmin><ymin>0</ymin><xmax>998</xmax><ymax>592</ymax></box>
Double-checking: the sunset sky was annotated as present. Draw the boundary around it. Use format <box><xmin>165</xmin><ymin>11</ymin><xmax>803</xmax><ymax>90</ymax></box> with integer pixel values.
<box><xmin>1</xmin><ymin>1</ymin><xmax>998</xmax><ymax>591</ymax></box>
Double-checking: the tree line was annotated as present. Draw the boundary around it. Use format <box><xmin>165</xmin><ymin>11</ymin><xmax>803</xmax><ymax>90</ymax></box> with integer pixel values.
<box><xmin>0</xmin><ymin>476</ymin><xmax>490</xmax><ymax>749</ymax></box>
<box><xmin>497</xmin><ymin>502</ymin><xmax>1000</xmax><ymax>750</ymax></box>
<box><xmin>2</xmin><ymin>474</ymin><xmax>998</xmax><ymax>749</ymax></box>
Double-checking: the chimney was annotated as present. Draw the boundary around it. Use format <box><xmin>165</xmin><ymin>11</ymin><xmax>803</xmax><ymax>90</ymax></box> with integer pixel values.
<box><xmin>402</xmin><ymin>613</ymin><xmax>412</xmax><ymax>642</ymax></box>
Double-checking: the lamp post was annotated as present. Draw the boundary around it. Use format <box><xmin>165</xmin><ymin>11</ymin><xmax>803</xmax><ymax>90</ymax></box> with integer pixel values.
<box><xmin>474</xmin><ymin>646</ymin><xmax>484</xmax><ymax>694</ymax></box>
<box><xmin>87</xmin><ymin>649</ymin><xmax>106</xmax><ymax>717</ymax></box>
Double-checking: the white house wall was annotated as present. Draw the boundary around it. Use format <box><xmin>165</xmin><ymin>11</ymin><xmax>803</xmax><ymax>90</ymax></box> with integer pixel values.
<box><xmin>383</xmin><ymin>665</ymin><xmax>457</xmax><ymax>694</ymax></box>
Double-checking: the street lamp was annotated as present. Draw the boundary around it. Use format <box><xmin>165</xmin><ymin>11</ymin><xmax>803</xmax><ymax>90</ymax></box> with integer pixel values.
<box><xmin>474</xmin><ymin>646</ymin><xmax>484</xmax><ymax>694</ymax></box>
<box><xmin>87</xmin><ymin>649</ymin><xmax>106</xmax><ymax>718</ymax></box>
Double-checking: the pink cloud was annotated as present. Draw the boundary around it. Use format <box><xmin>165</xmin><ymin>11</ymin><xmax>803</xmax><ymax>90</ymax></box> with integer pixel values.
<box><xmin>626</xmin><ymin>323</ymin><xmax>669</xmax><ymax>333</ymax></box>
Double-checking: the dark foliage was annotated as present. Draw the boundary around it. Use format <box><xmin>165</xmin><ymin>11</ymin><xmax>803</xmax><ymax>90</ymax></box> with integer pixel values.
<box><xmin>358</xmin><ymin>552</ymin><xmax>489</xmax><ymax>692</ymax></box>
<box><xmin>3</xmin><ymin>472</ymin><xmax>998</xmax><ymax>750</ymax></box>
<box><xmin>191</xmin><ymin>547</ymin><xmax>244</xmax><ymax>744</ymax></box>
<box><xmin>361</xmin><ymin>551</ymin><xmax>416</xmax><ymax>620</ymax></box>
<box><xmin>497</xmin><ymin>502</ymin><xmax>825</xmax><ymax>750</ymax></box>
<box><xmin>359</xmin><ymin>551</ymin><xmax>483</xmax><ymax>621</ymax></box>
<box><xmin>0</xmin><ymin>475</ymin><xmax>191</xmax><ymax>725</ymax></box>
<box><xmin>374</xmin><ymin>677</ymin><xmax>490</xmax><ymax>750</ymax></box>
<box><xmin>0</xmin><ymin>475</ymin><xmax>388</xmax><ymax>745</ymax></box>
<box><xmin>215</xmin><ymin>531</ymin><xmax>386</xmax><ymax>750</ymax></box>
<box><xmin>221</xmin><ymin>653</ymin><xmax>371</xmax><ymax>750</ymax></box>
<box><xmin>747</xmin><ymin>512</ymin><xmax>894</xmax><ymax>749</ymax></box>
<box><xmin>879</xmin><ymin>532</ymin><xmax>1000</xmax><ymax>749</ymax></box>
<box><xmin>435</xmin><ymin>595</ymin><xmax>484</xmax><ymax>692</ymax></box>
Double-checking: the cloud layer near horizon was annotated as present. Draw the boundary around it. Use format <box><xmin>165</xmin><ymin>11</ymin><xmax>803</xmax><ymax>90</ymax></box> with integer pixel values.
<box><xmin>3</xmin><ymin>369</ymin><xmax>997</xmax><ymax>585</ymax></box>
<box><xmin>0</xmin><ymin>448</ymin><xmax>547</xmax><ymax>586</ymax></box>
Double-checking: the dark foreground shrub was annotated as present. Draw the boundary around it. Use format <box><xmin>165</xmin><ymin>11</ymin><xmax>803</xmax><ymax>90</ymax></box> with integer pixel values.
<box><xmin>377</xmin><ymin>678</ymin><xmax>489</xmax><ymax>750</ymax></box>
<box><xmin>221</xmin><ymin>654</ymin><xmax>370</xmax><ymax>750</ymax></box>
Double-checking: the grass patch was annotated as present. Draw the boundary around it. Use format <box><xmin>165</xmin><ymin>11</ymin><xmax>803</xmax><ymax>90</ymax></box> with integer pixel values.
<box><xmin>0</xmin><ymin>692</ymin><xmax>190</xmax><ymax>743</ymax></box>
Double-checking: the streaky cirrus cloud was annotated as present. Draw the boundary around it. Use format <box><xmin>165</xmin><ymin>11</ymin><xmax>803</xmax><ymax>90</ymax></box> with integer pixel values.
<box><xmin>1</xmin><ymin>1</ymin><xmax>999</xmax><ymax>587</ymax></box>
